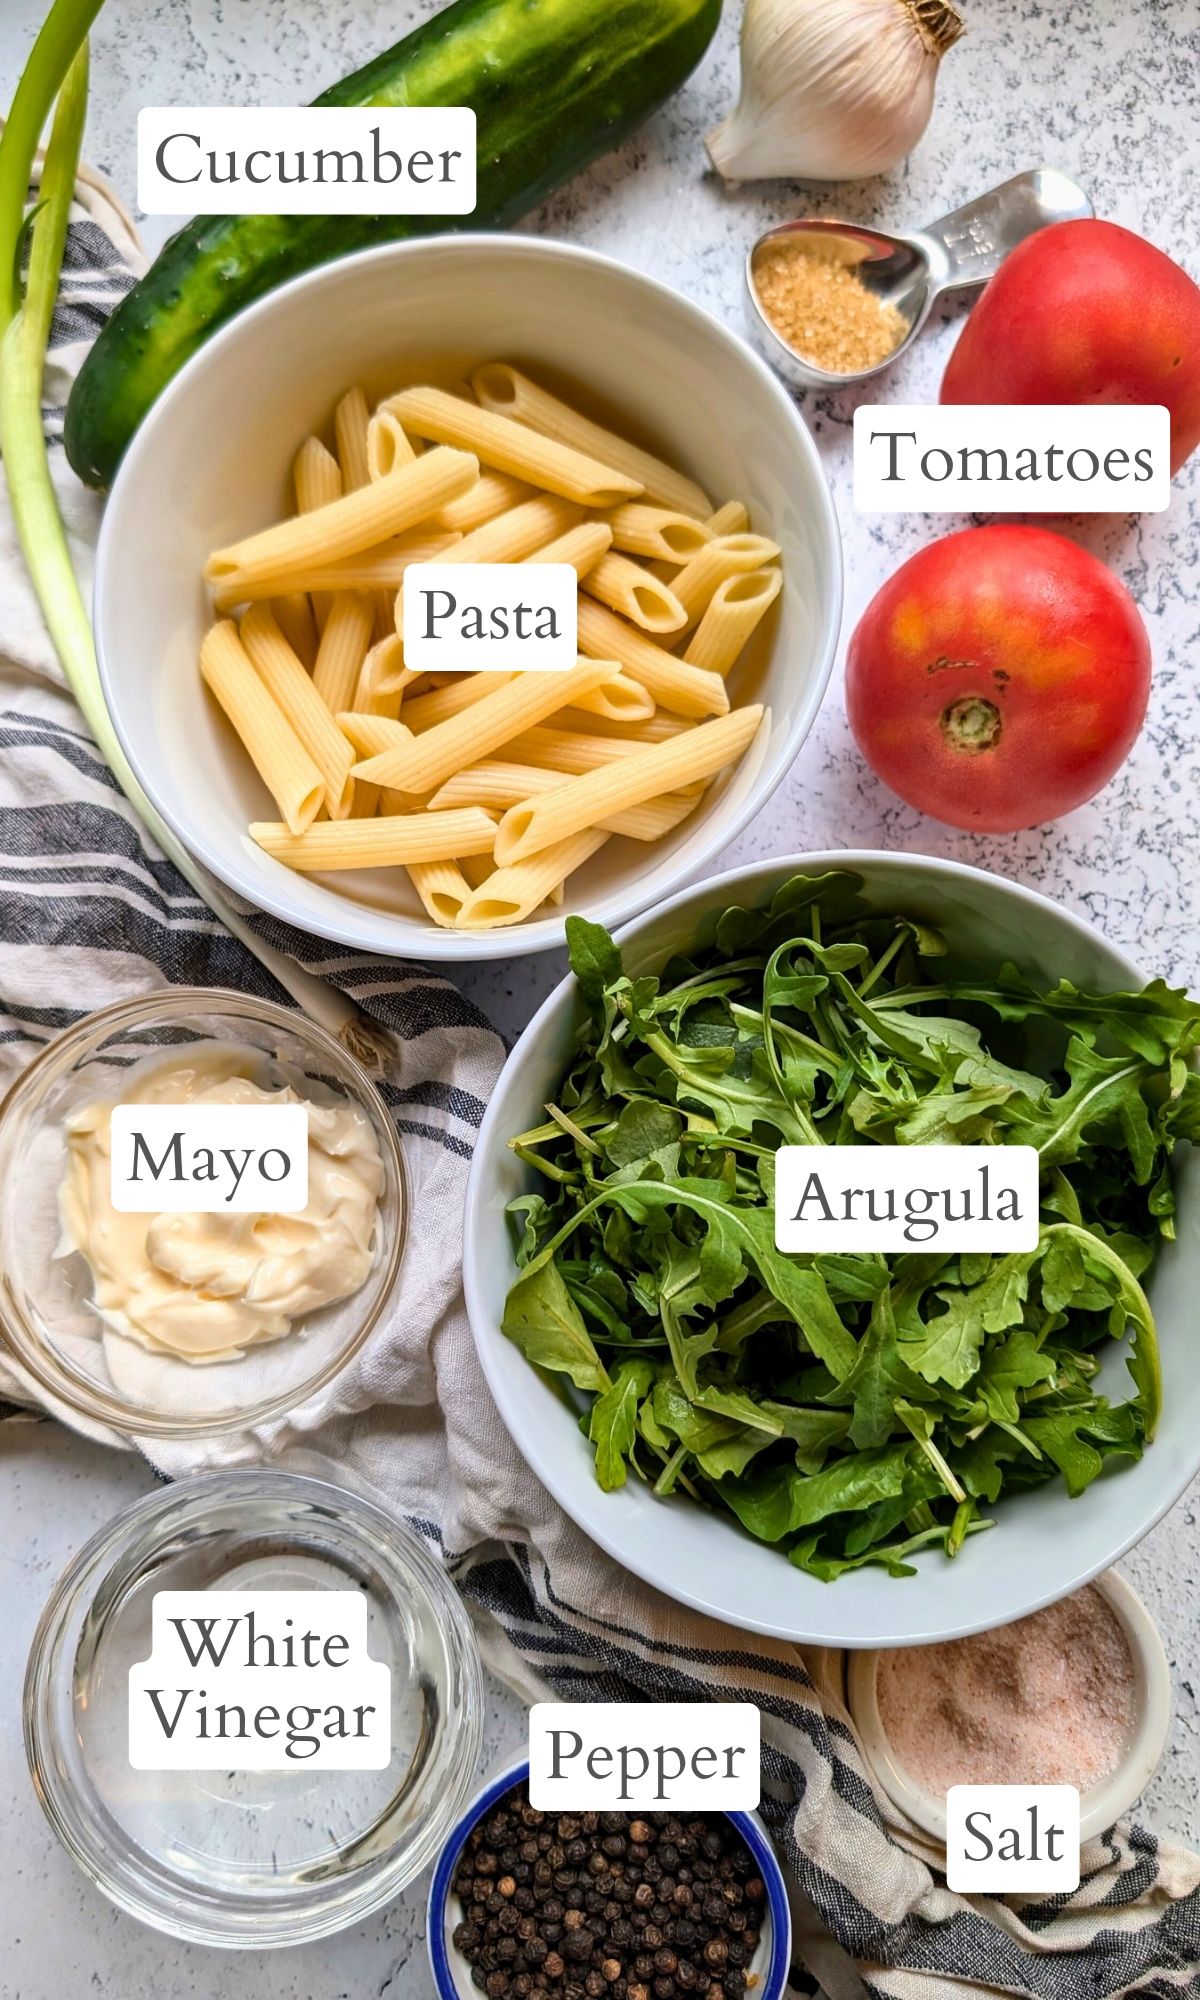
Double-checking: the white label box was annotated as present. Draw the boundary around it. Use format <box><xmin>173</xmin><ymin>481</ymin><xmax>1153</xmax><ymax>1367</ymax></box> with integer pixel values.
<box><xmin>946</xmin><ymin>1785</ymin><xmax>1080</xmax><ymax>1894</ymax></box>
<box><xmin>402</xmin><ymin>563</ymin><xmax>579</xmax><ymax>671</ymax></box>
<box><xmin>110</xmin><ymin>1103</ymin><xmax>308</xmax><ymax>1212</ymax></box>
<box><xmin>129</xmin><ymin>1591</ymin><xmax>391</xmax><ymax>1770</ymax></box>
<box><xmin>529</xmin><ymin>1703</ymin><xmax>761</xmax><ymax>1810</ymax></box>
<box><xmin>854</xmin><ymin>404</ymin><xmax>1171</xmax><ymax>512</ymax></box>
<box><xmin>774</xmin><ymin>1145</ymin><xmax>1040</xmax><ymax>1254</ymax></box>
<box><xmin>138</xmin><ymin>106</ymin><xmax>476</xmax><ymax>215</ymax></box>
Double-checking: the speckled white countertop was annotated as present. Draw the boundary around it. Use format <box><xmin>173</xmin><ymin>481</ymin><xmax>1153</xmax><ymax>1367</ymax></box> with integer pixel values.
<box><xmin>2</xmin><ymin>0</ymin><xmax>1199</xmax><ymax>1994</ymax></box>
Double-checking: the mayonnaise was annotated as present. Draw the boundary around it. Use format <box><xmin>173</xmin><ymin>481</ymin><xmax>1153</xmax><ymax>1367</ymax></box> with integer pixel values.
<box><xmin>58</xmin><ymin>1045</ymin><xmax>385</xmax><ymax>1363</ymax></box>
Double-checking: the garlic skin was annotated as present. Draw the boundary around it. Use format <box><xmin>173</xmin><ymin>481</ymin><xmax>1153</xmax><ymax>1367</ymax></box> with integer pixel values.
<box><xmin>707</xmin><ymin>0</ymin><xmax>964</xmax><ymax>184</ymax></box>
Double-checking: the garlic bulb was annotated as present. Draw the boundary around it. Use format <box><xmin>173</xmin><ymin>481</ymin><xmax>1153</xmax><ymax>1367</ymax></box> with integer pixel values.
<box><xmin>707</xmin><ymin>0</ymin><xmax>963</xmax><ymax>183</ymax></box>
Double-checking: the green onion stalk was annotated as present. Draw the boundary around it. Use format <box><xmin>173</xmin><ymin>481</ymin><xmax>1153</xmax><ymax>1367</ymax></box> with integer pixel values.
<box><xmin>0</xmin><ymin>2</ymin><xmax>375</xmax><ymax>1054</ymax></box>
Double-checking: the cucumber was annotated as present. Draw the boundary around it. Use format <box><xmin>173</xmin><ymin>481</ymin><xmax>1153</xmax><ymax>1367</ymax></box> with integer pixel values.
<box><xmin>65</xmin><ymin>0</ymin><xmax>721</xmax><ymax>488</ymax></box>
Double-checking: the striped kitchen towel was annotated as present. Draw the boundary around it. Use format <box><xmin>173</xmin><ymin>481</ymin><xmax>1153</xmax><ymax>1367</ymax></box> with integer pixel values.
<box><xmin>1</xmin><ymin>166</ymin><xmax>1198</xmax><ymax>1999</ymax></box>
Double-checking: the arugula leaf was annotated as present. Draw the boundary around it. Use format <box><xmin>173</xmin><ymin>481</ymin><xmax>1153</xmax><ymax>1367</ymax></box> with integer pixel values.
<box><xmin>566</xmin><ymin>915</ymin><xmax>623</xmax><ymax>1008</ymax></box>
<box><xmin>722</xmin><ymin>1445</ymin><xmax>916</xmax><ymax>1542</ymax></box>
<box><xmin>501</xmin><ymin>1262</ymin><xmax>611</xmax><ymax>1393</ymax></box>
<box><xmin>588</xmin><ymin>1359</ymin><xmax>654</xmax><ymax>1490</ymax></box>
<box><xmin>906</xmin><ymin>1252</ymin><xmax>1037</xmax><ymax>1390</ymax></box>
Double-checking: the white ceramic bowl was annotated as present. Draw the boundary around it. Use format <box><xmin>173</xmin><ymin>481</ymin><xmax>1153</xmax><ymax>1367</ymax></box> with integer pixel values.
<box><xmin>845</xmin><ymin>1571</ymin><xmax>1173</xmax><ymax>1840</ymax></box>
<box><xmin>94</xmin><ymin>236</ymin><xmax>841</xmax><ymax>961</ymax></box>
<box><xmin>463</xmin><ymin>851</ymin><xmax>1200</xmax><ymax>1647</ymax></box>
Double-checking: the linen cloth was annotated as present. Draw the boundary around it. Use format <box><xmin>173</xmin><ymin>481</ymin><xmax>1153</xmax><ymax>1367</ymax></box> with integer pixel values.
<box><xmin>1</xmin><ymin>169</ymin><xmax>1198</xmax><ymax>1999</ymax></box>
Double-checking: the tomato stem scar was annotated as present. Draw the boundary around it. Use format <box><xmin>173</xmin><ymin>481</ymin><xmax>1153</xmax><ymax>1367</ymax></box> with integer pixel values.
<box><xmin>940</xmin><ymin>695</ymin><xmax>1002</xmax><ymax>753</ymax></box>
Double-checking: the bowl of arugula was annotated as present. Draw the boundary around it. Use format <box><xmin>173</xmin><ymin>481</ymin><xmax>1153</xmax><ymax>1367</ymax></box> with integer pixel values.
<box><xmin>462</xmin><ymin>853</ymin><xmax>1200</xmax><ymax>1646</ymax></box>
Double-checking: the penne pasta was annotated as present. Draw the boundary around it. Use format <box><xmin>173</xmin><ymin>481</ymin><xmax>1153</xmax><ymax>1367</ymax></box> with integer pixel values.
<box><xmin>385</xmin><ymin>386</ymin><xmax>641</xmax><ymax>507</ymax></box>
<box><xmin>576</xmin><ymin>598</ymin><xmax>729</xmax><ymax>718</ymax></box>
<box><xmin>271</xmin><ymin>592</ymin><xmax>317</xmax><ymax>669</ymax></box>
<box><xmin>428</xmin><ymin>759</ymin><xmax>704</xmax><ymax>841</ymax></box>
<box><xmin>392</xmin><ymin>496</ymin><xmax>582</xmax><ymax>635</ymax></box>
<box><xmin>334</xmin><ymin>712</ymin><xmax>414</xmax><ymax>757</ymax></box>
<box><xmin>706</xmin><ymin>500</ymin><xmax>750</xmax><ymax>537</ymax></box>
<box><xmin>240</xmin><ymin>604</ymin><xmax>356</xmax><ymax>817</ymax></box>
<box><xmin>250</xmin><ymin>806</ymin><xmax>498</xmax><ymax>870</ymax></box>
<box><xmin>407</xmin><ymin>859</ymin><xmax>472</xmax><ymax>927</ymax></box>
<box><xmin>352</xmin><ymin>635</ymin><xmax>418</xmax><ymax>718</ymax></box>
<box><xmin>312</xmin><ymin>592</ymin><xmax>375</xmax><ymax>715</ymax></box>
<box><xmin>335</xmin><ymin>385</ymin><xmax>371</xmax><ymax>492</ymax></box>
<box><xmin>367</xmin><ymin>407</ymin><xmax>418</xmax><ymax>481</ymax></box>
<box><xmin>294</xmin><ymin>435</ymin><xmax>343</xmax><ymax>628</ymax></box>
<box><xmin>396</xmin><ymin>671</ymin><xmax>514</xmax><ymax>734</ymax></box>
<box><xmin>525</xmin><ymin>520</ymin><xmax>611</xmax><ymax>580</ymax></box>
<box><xmin>493</xmin><ymin>705</ymin><xmax>764</xmax><ymax>866</ymax></box>
<box><xmin>581</xmin><ymin>550</ymin><xmax>687</xmax><ymax>634</ymax></box>
<box><xmin>436</xmin><ymin>469</ymin><xmax>532</xmax><ymax>533</ymax></box>
<box><xmin>457</xmin><ymin>828</ymin><xmax>610</xmax><ymax>930</ymax></box>
<box><xmin>350</xmin><ymin>659</ymin><xmax>623</xmax><ymax>796</ymax></box>
<box><xmin>200</xmin><ymin>621</ymin><xmax>324</xmax><ymax>836</ymax></box>
<box><xmin>546</xmin><ymin>708</ymin><xmax>688</xmax><ymax>743</ymax></box>
<box><xmin>670</xmin><ymin>534</ymin><xmax>781</xmax><ymax>628</ymax></box>
<box><xmin>684</xmin><ymin>567</ymin><xmax>782</xmax><ymax>676</ymax></box>
<box><xmin>211</xmin><ymin>531</ymin><xmax>461</xmax><ymax>612</ymax></box>
<box><xmin>459</xmin><ymin>851</ymin><xmax>495</xmax><ymax>891</ymax></box>
<box><xmin>205</xmin><ymin>447</ymin><xmax>479</xmax><ymax>599</ymax></box>
<box><xmin>501</xmin><ymin>724</ymin><xmax>659</xmax><ymax>773</ymax></box>
<box><xmin>470</xmin><ymin>364</ymin><xmax>711</xmax><ymax>518</ymax></box>
<box><xmin>566</xmin><ymin>675</ymin><xmax>657</xmax><ymax>725</ymax></box>
<box><xmin>602</xmin><ymin>503</ymin><xmax>713</xmax><ymax>563</ymax></box>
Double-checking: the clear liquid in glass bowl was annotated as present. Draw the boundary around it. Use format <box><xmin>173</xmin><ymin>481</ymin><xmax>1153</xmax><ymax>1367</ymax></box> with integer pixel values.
<box><xmin>25</xmin><ymin>1470</ymin><xmax>483</xmax><ymax>1947</ymax></box>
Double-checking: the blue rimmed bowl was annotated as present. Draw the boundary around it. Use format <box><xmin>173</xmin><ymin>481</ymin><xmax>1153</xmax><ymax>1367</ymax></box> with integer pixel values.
<box><xmin>428</xmin><ymin>1759</ymin><xmax>792</xmax><ymax>2000</ymax></box>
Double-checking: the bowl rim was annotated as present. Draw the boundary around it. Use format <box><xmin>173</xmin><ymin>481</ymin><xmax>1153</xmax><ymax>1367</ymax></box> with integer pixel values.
<box><xmin>426</xmin><ymin>1756</ymin><xmax>793</xmax><ymax>2000</ymax></box>
<box><xmin>23</xmin><ymin>1466</ymin><xmax>485</xmax><ymax>1948</ymax></box>
<box><xmin>844</xmin><ymin>1569</ymin><xmax>1174</xmax><ymax>1842</ymax></box>
<box><xmin>461</xmin><ymin>846</ymin><xmax>1200</xmax><ymax>1646</ymax></box>
<box><xmin>0</xmin><ymin>985</ymin><xmax>408</xmax><ymax>1437</ymax></box>
<box><xmin>93</xmin><ymin>231</ymin><xmax>843</xmax><ymax>963</ymax></box>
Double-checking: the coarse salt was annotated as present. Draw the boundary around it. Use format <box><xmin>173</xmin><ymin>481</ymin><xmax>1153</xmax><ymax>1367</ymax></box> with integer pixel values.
<box><xmin>875</xmin><ymin>1584</ymin><xmax>1137</xmax><ymax>1796</ymax></box>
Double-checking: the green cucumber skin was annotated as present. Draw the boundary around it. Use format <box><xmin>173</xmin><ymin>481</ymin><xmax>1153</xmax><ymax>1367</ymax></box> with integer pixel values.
<box><xmin>65</xmin><ymin>0</ymin><xmax>721</xmax><ymax>489</ymax></box>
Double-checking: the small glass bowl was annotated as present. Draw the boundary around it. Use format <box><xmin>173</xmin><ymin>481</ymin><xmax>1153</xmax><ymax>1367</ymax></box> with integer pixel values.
<box><xmin>0</xmin><ymin>989</ymin><xmax>406</xmax><ymax>1437</ymax></box>
<box><xmin>24</xmin><ymin>1468</ymin><xmax>483</xmax><ymax>1947</ymax></box>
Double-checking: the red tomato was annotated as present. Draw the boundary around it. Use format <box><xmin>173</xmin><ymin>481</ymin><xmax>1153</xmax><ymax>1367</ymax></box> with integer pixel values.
<box><xmin>844</xmin><ymin>525</ymin><xmax>1151</xmax><ymax>833</ymax></box>
<box><xmin>941</xmin><ymin>219</ymin><xmax>1200</xmax><ymax>474</ymax></box>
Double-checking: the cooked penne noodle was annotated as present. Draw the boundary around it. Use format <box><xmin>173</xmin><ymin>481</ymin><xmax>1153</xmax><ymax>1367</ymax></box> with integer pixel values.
<box><xmin>706</xmin><ymin>500</ymin><xmax>750</xmax><ymax>537</ymax></box>
<box><xmin>493</xmin><ymin>705</ymin><xmax>764</xmax><ymax>866</ymax></box>
<box><xmin>671</xmin><ymin>534</ymin><xmax>782</xmax><ymax>628</ymax></box>
<box><xmin>397</xmin><ymin>671</ymin><xmax>514</xmax><ymax>734</ymax></box>
<box><xmin>335</xmin><ymin>385</ymin><xmax>371</xmax><ymax>492</ymax></box>
<box><xmin>351</xmin><ymin>659</ymin><xmax>622</xmax><ymax>795</ymax></box>
<box><xmin>386</xmin><ymin>386</ymin><xmax>641</xmax><ymax>507</ymax></box>
<box><xmin>684</xmin><ymin>567</ymin><xmax>783</xmax><ymax>676</ymax></box>
<box><xmin>240</xmin><ymin>605</ymin><xmax>356</xmax><ymax>817</ymax></box>
<box><xmin>211</xmin><ymin>531</ymin><xmax>461</xmax><ymax>612</ymax></box>
<box><xmin>526</xmin><ymin>520</ymin><xmax>611</xmax><ymax>580</ymax></box>
<box><xmin>294</xmin><ymin>435</ymin><xmax>343</xmax><ymax>627</ymax></box>
<box><xmin>457</xmin><ymin>828</ymin><xmax>610</xmax><ymax>929</ymax></box>
<box><xmin>581</xmin><ymin>551</ymin><xmax>686</xmax><ymax>634</ymax></box>
<box><xmin>436</xmin><ymin>469</ymin><xmax>532</xmax><ymax>532</ymax></box>
<box><xmin>576</xmin><ymin>598</ymin><xmax>729</xmax><ymax>718</ymax></box>
<box><xmin>352</xmin><ymin>635</ymin><xmax>419</xmax><ymax>719</ymax></box>
<box><xmin>603</xmin><ymin>503</ymin><xmax>713</xmax><ymax>563</ymax></box>
<box><xmin>367</xmin><ymin>407</ymin><xmax>418</xmax><ymax>481</ymax></box>
<box><xmin>312</xmin><ymin>592</ymin><xmax>375</xmax><ymax>715</ymax></box>
<box><xmin>250</xmin><ymin>806</ymin><xmax>498</xmax><ymax>870</ymax></box>
<box><xmin>271</xmin><ymin>592</ymin><xmax>318</xmax><ymax>668</ymax></box>
<box><xmin>205</xmin><ymin>447</ymin><xmax>479</xmax><ymax>598</ymax></box>
<box><xmin>351</xmin><ymin>781</ymin><xmax>381</xmax><ymax>818</ymax></box>
<box><xmin>406</xmin><ymin>859</ymin><xmax>472</xmax><ymax>927</ymax></box>
<box><xmin>200</xmin><ymin>621</ymin><xmax>324</xmax><ymax>836</ymax></box>
<box><xmin>545</xmin><ymin>880</ymin><xmax>566</xmax><ymax>908</ymax></box>
<box><xmin>470</xmin><ymin>364</ymin><xmax>710</xmax><ymax>518</ymax></box>
<box><xmin>334</xmin><ymin>712</ymin><xmax>414</xmax><ymax>757</ymax></box>
<box><xmin>429</xmin><ymin>759</ymin><xmax>703</xmax><ymax>841</ymax></box>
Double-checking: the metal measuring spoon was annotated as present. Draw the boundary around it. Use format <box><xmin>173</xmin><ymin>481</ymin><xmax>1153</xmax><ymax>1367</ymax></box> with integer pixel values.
<box><xmin>745</xmin><ymin>167</ymin><xmax>1093</xmax><ymax>392</ymax></box>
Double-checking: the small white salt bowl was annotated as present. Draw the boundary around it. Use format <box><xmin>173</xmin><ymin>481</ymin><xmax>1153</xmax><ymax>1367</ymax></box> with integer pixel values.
<box><xmin>846</xmin><ymin>1571</ymin><xmax>1172</xmax><ymax>1843</ymax></box>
